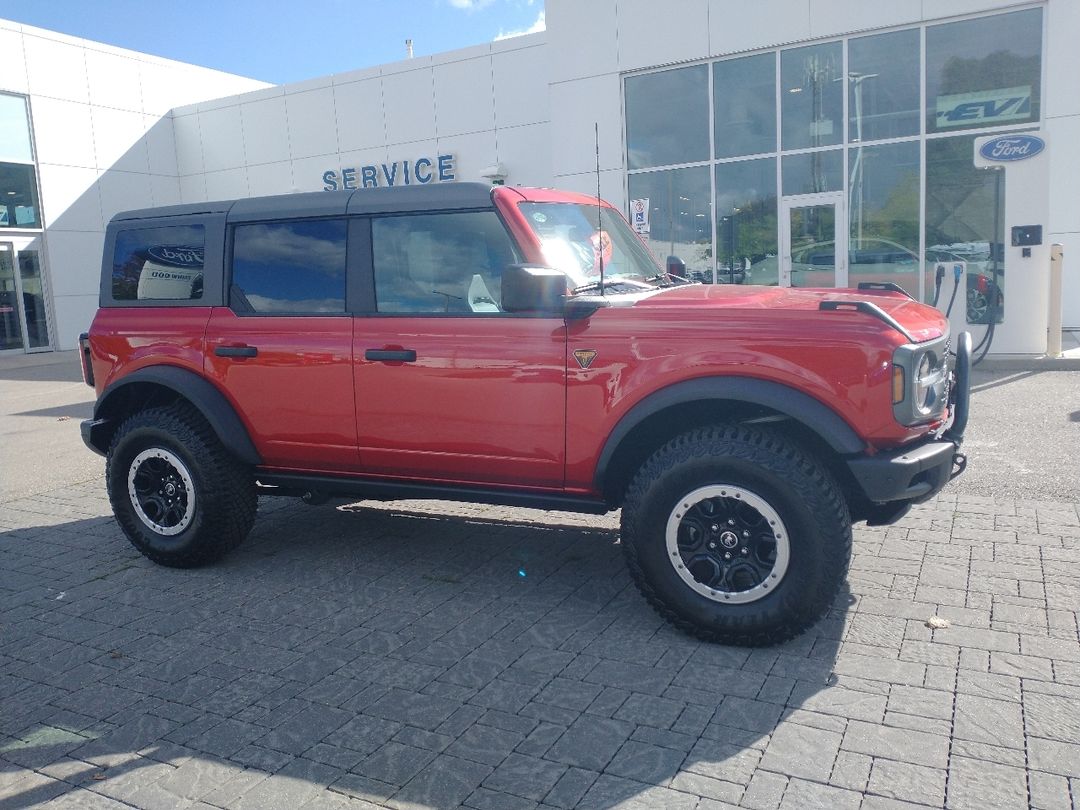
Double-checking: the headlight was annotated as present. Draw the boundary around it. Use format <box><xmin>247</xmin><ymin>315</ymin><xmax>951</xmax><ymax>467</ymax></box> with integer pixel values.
<box><xmin>893</xmin><ymin>335</ymin><xmax>950</xmax><ymax>426</ymax></box>
<box><xmin>911</xmin><ymin>352</ymin><xmax>937</xmax><ymax>414</ymax></box>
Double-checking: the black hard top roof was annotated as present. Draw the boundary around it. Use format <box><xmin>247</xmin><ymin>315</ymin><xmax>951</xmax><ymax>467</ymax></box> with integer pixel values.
<box><xmin>111</xmin><ymin>182</ymin><xmax>497</xmax><ymax>223</ymax></box>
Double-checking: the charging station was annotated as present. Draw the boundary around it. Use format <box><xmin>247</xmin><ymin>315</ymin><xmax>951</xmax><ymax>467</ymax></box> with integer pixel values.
<box><xmin>940</xmin><ymin>132</ymin><xmax>1052</xmax><ymax>357</ymax></box>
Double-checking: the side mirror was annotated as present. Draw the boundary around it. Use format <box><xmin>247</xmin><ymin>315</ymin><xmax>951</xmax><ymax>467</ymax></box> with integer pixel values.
<box><xmin>501</xmin><ymin>264</ymin><xmax>567</xmax><ymax>313</ymax></box>
<box><xmin>666</xmin><ymin>255</ymin><xmax>687</xmax><ymax>277</ymax></box>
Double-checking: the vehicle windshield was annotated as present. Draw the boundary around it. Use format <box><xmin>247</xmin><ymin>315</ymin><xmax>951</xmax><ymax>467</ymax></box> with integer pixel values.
<box><xmin>518</xmin><ymin>202</ymin><xmax>663</xmax><ymax>293</ymax></box>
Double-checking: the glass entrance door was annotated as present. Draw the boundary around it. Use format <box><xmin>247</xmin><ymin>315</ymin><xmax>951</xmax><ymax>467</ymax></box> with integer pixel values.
<box><xmin>0</xmin><ymin>244</ymin><xmax>23</xmax><ymax>351</ymax></box>
<box><xmin>780</xmin><ymin>193</ymin><xmax>846</xmax><ymax>288</ymax></box>
<box><xmin>0</xmin><ymin>240</ymin><xmax>51</xmax><ymax>352</ymax></box>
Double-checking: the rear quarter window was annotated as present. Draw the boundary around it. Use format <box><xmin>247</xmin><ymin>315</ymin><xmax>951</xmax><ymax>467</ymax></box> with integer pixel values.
<box><xmin>112</xmin><ymin>226</ymin><xmax>206</xmax><ymax>301</ymax></box>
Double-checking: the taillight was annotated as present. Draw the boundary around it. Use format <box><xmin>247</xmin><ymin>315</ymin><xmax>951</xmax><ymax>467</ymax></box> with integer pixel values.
<box><xmin>78</xmin><ymin>333</ymin><xmax>95</xmax><ymax>387</ymax></box>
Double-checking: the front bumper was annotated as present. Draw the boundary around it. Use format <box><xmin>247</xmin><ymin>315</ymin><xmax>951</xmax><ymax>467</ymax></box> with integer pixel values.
<box><xmin>847</xmin><ymin>330</ymin><xmax>971</xmax><ymax>505</ymax></box>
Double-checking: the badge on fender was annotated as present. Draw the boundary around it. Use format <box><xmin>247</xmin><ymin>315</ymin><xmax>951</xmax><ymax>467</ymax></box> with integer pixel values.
<box><xmin>573</xmin><ymin>349</ymin><xmax>598</xmax><ymax>369</ymax></box>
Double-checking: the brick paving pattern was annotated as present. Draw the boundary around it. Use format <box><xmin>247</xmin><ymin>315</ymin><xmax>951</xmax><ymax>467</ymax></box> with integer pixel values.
<box><xmin>1</xmin><ymin>485</ymin><xmax>1079</xmax><ymax>809</ymax></box>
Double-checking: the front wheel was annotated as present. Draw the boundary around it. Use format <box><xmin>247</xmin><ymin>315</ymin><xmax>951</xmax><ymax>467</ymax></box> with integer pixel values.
<box><xmin>621</xmin><ymin>424</ymin><xmax>851</xmax><ymax>646</ymax></box>
<box><xmin>106</xmin><ymin>403</ymin><xmax>256</xmax><ymax>567</ymax></box>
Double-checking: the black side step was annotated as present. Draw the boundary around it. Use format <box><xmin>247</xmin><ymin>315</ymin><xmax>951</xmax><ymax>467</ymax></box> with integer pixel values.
<box><xmin>256</xmin><ymin>472</ymin><xmax>612</xmax><ymax>515</ymax></box>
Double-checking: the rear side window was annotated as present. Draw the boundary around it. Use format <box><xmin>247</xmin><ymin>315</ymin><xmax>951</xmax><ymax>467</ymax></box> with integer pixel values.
<box><xmin>112</xmin><ymin>226</ymin><xmax>206</xmax><ymax>301</ymax></box>
<box><xmin>231</xmin><ymin>219</ymin><xmax>347</xmax><ymax>314</ymax></box>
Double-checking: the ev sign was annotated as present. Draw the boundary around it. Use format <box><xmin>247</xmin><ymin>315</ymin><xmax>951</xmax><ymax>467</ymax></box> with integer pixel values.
<box><xmin>936</xmin><ymin>86</ymin><xmax>1032</xmax><ymax>128</ymax></box>
<box><xmin>978</xmin><ymin>134</ymin><xmax>1045</xmax><ymax>163</ymax></box>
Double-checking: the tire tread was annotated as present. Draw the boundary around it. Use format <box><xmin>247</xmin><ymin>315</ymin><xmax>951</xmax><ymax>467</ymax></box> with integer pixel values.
<box><xmin>620</xmin><ymin>423</ymin><xmax>851</xmax><ymax>646</ymax></box>
<box><xmin>106</xmin><ymin>402</ymin><xmax>256</xmax><ymax>567</ymax></box>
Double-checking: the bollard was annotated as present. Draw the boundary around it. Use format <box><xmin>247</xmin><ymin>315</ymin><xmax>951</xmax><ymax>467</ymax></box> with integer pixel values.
<box><xmin>1048</xmin><ymin>244</ymin><xmax>1063</xmax><ymax>358</ymax></box>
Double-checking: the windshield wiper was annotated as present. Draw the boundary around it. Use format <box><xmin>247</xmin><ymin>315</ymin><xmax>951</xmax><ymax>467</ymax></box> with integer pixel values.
<box><xmin>572</xmin><ymin>279</ymin><xmax>647</xmax><ymax>295</ymax></box>
<box><xmin>644</xmin><ymin>272</ymin><xmax>693</xmax><ymax>287</ymax></box>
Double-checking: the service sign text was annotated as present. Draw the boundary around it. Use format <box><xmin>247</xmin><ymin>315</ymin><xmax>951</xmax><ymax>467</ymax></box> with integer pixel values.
<box><xmin>323</xmin><ymin>154</ymin><xmax>456</xmax><ymax>191</ymax></box>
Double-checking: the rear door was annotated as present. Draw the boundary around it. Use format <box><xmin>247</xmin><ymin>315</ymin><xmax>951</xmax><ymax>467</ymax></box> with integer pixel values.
<box><xmin>204</xmin><ymin>217</ymin><xmax>357</xmax><ymax>471</ymax></box>
<box><xmin>351</xmin><ymin>209</ymin><xmax>566</xmax><ymax>487</ymax></box>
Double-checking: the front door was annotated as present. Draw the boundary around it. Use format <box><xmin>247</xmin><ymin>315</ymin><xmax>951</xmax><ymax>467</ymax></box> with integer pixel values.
<box><xmin>0</xmin><ymin>238</ymin><xmax>51</xmax><ymax>352</ymax></box>
<box><xmin>353</xmin><ymin>209</ymin><xmax>566</xmax><ymax>488</ymax></box>
<box><xmin>780</xmin><ymin>193</ymin><xmax>846</xmax><ymax>289</ymax></box>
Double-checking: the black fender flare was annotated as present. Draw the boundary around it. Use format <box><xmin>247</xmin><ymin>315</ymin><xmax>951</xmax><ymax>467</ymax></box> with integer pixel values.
<box><xmin>594</xmin><ymin>376</ymin><xmax>866</xmax><ymax>493</ymax></box>
<box><xmin>91</xmin><ymin>365</ymin><xmax>261</xmax><ymax>465</ymax></box>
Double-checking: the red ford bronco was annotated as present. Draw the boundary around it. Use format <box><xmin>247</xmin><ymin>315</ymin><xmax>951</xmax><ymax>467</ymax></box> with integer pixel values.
<box><xmin>80</xmin><ymin>183</ymin><xmax>970</xmax><ymax>646</ymax></box>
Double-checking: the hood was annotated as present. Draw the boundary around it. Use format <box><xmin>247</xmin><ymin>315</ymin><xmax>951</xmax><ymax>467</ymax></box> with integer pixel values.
<box><xmin>630</xmin><ymin>284</ymin><xmax>946</xmax><ymax>343</ymax></box>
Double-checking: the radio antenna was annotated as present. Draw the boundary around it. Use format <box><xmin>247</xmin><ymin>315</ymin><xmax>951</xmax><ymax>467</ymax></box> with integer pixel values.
<box><xmin>595</xmin><ymin>122</ymin><xmax>605</xmax><ymax>296</ymax></box>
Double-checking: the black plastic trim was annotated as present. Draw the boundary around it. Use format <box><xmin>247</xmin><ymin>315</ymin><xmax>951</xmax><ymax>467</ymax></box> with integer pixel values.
<box><xmin>80</xmin><ymin>418</ymin><xmax>108</xmax><ymax>457</ymax></box>
<box><xmin>256</xmin><ymin>472</ymin><xmax>611</xmax><ymax>514</ymax></box>
<box><xmin>90</xmin><ymin>366</ymin><xmax>261</xmax><ymax>465</ymax></box>
<box><xmin>594</xmin><ymin>376</ymin><xmax>867</xmax><ymax>492</ymax></box>
<box><xmin>846</xmin><ymin>439</ymin><xmax>956</xmax><ymax>504</ymax></box>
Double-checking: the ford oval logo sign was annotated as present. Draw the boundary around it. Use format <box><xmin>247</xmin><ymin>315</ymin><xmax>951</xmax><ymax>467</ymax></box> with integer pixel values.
<box><xmin>147</xmin><ymin>245</ymin><xmax>204</xmax><ymax>268</ymax></box>
<box><xmin>979</xmin><ymin>134</ymin><xmax>1045</xmax><ymax>162</ymax></box>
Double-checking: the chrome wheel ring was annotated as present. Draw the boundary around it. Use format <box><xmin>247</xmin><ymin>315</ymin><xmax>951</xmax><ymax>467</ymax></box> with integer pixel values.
<box><xmin>665</xmin><ymin>485</ymin><xmax>790</xmax><ymax>604</ymax></box>
<box><xmin>127</xmin><ymin>448</ymin><xmax>195</xmax><ymax>536</ymax></box>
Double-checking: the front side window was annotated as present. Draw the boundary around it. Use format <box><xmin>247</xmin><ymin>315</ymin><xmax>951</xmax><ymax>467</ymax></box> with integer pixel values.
<box><xmin>113</xmin><ymin>225</ymin><xmax>206</xmax><ymax>301</ymax></box>
<box><xmin>231</xmin><ymin>219</ymin><xmax>347</xmax><ymax>314</ymax></box>
<box><xmin>372</xmin><ymin>211</ymin><xmax>520</xmax><ymax>314</ymax></box>
<box><xmin>926</xmin><ymin>8</ymin><xmax>1042</xmax><ymax>134</ymax></box>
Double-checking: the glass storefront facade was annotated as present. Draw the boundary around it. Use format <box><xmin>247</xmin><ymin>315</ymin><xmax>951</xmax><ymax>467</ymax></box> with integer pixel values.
<box><xmin>624</xmin><ymin>7</ymin><xmax>1043</xmax><ymax>323</ymax></box>
<box><xmin>0</xmin><ymin>91</ymin><xmax>50</xmax><ymax>352</ymax></box>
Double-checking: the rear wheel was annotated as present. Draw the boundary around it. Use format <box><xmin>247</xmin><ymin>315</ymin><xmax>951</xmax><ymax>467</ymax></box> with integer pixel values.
<box><xmin>106</xmin><ymin>403</ymin><xmax>256</xmax><ymax>567</ymax></box>
<box><xmin>621</xmin><ymin>424</ymin><xmax>851</xmax><ymax>646</ymax></box>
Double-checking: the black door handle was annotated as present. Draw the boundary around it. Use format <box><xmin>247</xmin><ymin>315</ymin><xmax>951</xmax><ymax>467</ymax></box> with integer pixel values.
<box><xmin>365</xmin><ymin>349</ymin><xmax>417</xmax><ymax>362</ymax></box>
<box><xmin>215</xmin><ymin>345</ymin><xmax>258</xmax><ymax>358</ymax></box>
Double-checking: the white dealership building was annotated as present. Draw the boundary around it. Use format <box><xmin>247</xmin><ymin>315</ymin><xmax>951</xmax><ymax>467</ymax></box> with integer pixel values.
<box><xmin>0</xmin><ymin>0</ymin><xmax>1076</xmax><ymax>356</ymax></box>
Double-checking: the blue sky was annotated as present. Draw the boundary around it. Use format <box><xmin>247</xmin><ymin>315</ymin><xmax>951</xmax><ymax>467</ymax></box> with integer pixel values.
<box><xmin>2</xmin><ymin>0</ymin><xmax>546</xmax><ymax>84</ymax></box>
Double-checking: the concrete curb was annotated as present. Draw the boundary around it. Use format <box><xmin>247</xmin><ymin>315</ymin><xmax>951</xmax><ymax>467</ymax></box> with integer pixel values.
<box><xmin>973</xmin><ymin>353</ymin><xmax>1080</xmax><ymax>371</ymax></box>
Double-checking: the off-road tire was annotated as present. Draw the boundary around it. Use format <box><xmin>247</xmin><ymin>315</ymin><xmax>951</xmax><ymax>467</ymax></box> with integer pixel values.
<box><xmin>106</xmin><ymin>403</ymin><xmax>256</xmax><ymax>567</ymax></box>
<box><xmin>621</xmin><ymin>423</ymin><xmax>851</xmax><ymax>646</ymax></box>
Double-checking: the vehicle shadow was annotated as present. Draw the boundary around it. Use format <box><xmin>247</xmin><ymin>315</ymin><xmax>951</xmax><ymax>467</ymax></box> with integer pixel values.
<box><xmin>0</xmin><ymin>496</ymin><xmax>849</xmax><ymax>809</ymax></box>
<box><xmin>11</xmin><ymin>402</ymin><xmax>94</xmax><ymax>420</ymax></box>
<box><xmin>0</xmin><ymin>355</ymin><xmax>84</xmax><ymax>384</ymax></box>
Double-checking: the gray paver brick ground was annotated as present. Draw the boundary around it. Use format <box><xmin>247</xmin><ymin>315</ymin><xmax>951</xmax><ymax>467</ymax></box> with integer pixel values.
<box><xmin>4</xmin><ymin>366</ymin><xmax>1080</xmax><ymax>808</ymax></box>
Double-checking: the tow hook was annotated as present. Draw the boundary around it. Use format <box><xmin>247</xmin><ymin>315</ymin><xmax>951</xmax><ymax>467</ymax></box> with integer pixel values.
<box><xmin>950</xmin><ymin>452</ymin><xmax>968</xmax><ymax>480</ymax></box>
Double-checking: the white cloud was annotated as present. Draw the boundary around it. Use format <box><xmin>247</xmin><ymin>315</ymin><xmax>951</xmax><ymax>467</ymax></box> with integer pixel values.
<box><xmin>448</xmin><ymin>0</ymin><xmax>497</xmax><ymax>10</ymax></box>
<box><xmin>494</xmin><ymin>9</ymin><xmax>545</xmax><ymax>40</ymax></box>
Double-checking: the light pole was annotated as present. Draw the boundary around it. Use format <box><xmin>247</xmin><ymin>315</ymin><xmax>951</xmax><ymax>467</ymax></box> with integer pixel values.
<box><xmin>848</xmin><ymin>71</ymin><xmax>878</xmax><ymax>245</ymax></box>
